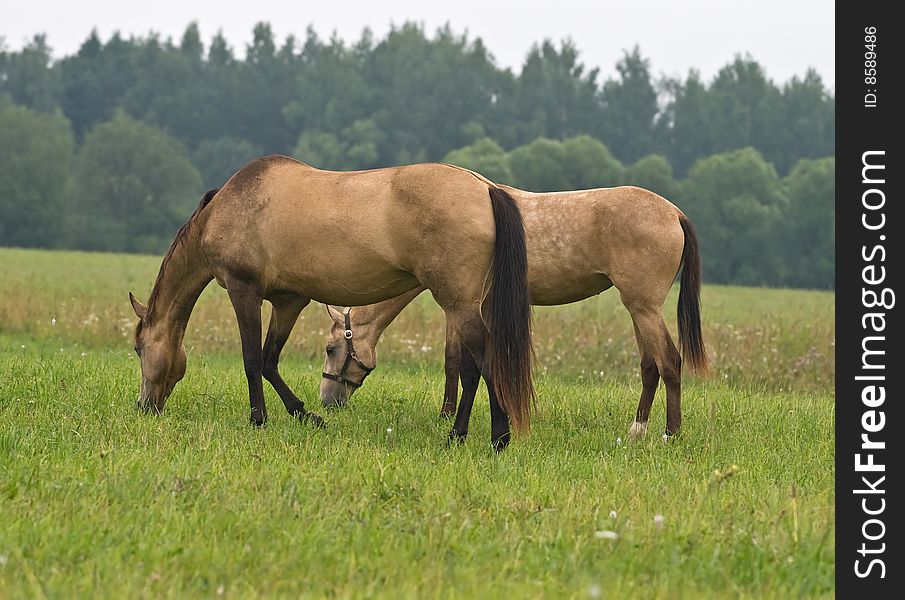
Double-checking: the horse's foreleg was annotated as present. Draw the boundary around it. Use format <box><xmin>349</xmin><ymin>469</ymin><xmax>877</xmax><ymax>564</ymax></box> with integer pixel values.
<box><xmin>262</xmin><ymin>296</ymin><xmax>324</xmax><ymax>427</ymax></box>
<box><xmin>441</xmin><ymin>320</ymin><xmax>461</xmax><ymax>417</ymax></box>
<box><xmin>628</xmin><ymin>320</ymin><xmax>660</xmax><ymax>440</ymax></box>
<box><xmin>449</xmin><ymin>345</ymin><xmax>480</xmax><ymax>443</ymax></box>
<box><xmin>227</xmin><ymin>279</ymin><xmax>267</xmax><ymax>426</ymax></box>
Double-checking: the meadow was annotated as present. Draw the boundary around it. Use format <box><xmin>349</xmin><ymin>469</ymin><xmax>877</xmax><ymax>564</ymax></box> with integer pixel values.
<box><xmin>0</xmin><ymin>248</ymin><xmax>835</xmax><ymax>598</ymax></box>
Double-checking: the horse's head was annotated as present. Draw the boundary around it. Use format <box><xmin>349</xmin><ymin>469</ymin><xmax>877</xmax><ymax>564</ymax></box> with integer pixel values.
<box><xmin>319</xmin><ymin>305</ymin><xmax>377</xmax><ymax>408</ymax></box>
<box><xmin>129</xmin><ymin>292</ymin><xmax>187</xmax><ymax>413</ymax></box>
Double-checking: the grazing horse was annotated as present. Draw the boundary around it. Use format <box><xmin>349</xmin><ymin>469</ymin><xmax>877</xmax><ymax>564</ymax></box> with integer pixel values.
<box><xmin>128</xmin><ymin>155</ymin><xmax>534</xmax><ymax>450</ymax></box>
<box><xmin>320</xmin><ymin>183</ymin><xmax>707</xmax><ymax>440</ymax></box>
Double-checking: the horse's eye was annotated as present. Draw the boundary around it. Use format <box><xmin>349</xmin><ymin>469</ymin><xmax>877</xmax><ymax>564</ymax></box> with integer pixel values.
<box><xmin>326</xmin><ymin>346</ymin><xmax>335</xmax><ymax>356</ymax></box>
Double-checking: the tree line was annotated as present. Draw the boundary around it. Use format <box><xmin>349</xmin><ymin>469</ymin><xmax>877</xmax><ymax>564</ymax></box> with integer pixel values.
<box><xmin>0</xmin><ymin>22</ymin><xmax>834</xmax><ymax>288</ymax></box>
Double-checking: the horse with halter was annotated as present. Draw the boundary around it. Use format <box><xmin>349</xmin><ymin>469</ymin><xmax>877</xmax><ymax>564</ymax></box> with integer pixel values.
<box><xmin>320</xmin><ymin>183</ymin><xmax>708</xmax><ymax>440</ymax></box>
<box><xmin>129</xmin><ymin>155</ymin><xmax>534</xmax><ymax>450</ymax></box>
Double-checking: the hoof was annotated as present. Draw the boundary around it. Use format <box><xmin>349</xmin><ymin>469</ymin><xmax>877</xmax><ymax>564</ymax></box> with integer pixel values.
<box><xmin>492</xmin><ymin>432</ymin><xmax>511</xmax><ymax>453</ymax></box>
<box><xmin>136</xmin><ymin>400</ymin><xmax>162</xmax><ymax>415</ymax></box>
<box><xmin>447</xmin><ymin>429</ymin><xmax>467</xmax><ymax>446</ymax></box>
<box><xmin>664</xmin><ymin>427</ymin><xmax>681</xmax><ymax>439</ymax></box>
<box><xmin>302</xmin><ymin>411</ymin><xmax>326</xmax><ymax>429</ymax></box>
<box><xmin>627</xmin><ymin>421</ymin><xmax>648</xmax><ymax>440</ymax></box>
<box><xmin>250</xmin><ymin>416</ymin><xmax>267</xmax><ymax>428</ymax></box>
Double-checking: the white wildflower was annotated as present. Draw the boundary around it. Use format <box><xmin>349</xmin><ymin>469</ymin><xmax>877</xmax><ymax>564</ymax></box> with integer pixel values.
<box><xmin>594</xmin><ymin>530</ymin><xmax>619</xmax><ymax>540</ymax></box>
<box><xmin>609</xmin><ymin>510</ymin><xmax>617</xmax><ymax>520</ymax></box>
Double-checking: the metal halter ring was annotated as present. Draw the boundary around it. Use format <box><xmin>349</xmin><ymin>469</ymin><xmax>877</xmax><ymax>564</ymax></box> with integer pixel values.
<box><xmin>322</xmin><ymin>307</ymin><xmax>375</xmax><ymax>389</ymax></box>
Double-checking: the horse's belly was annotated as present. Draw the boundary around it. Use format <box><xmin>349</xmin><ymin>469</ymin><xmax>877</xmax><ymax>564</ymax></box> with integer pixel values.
<box><xmin>528</xmin><ymin>270</ymin><xmax>613</xmax><ymax>306</ymax></box>
<box><xmin>268</xmin><ymin>262</ymin><xmax>420</xmax><ymax>307</ymax></box>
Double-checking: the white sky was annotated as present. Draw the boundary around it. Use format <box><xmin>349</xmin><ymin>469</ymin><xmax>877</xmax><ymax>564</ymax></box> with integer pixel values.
<box><xmin>2</xmin><ymin>0</ymin><xmax>835</xmax><ymax>87</ymax></box>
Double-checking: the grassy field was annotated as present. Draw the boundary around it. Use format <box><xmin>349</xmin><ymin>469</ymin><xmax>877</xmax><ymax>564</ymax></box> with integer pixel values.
<box><xmin>0</xmin><ymin>248</ymin><xmax>834</xmax><ymax>597</ymax></box>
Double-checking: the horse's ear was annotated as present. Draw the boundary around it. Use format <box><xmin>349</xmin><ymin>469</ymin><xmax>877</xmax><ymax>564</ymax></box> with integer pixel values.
<box><xmin>325</xmin><ymin>304</ymin><xmax>344</xmax><ymax>325</ymax></box>
<box><xmin>129</xmin><ymin>292</ymin><xmax>147</xmax><ymax>320</ymax></box>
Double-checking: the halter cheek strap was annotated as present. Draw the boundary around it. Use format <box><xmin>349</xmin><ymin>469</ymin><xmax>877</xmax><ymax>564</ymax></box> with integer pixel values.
<box><xmin>322</xmin><ymin>308</ymin><xmax>375</xmax><ymax>388</ymax></box>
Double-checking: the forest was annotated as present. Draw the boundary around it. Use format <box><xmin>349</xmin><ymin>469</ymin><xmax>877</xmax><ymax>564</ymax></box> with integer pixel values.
<box><xmin>0</xmin><ymin>22</ymin><xmax>834</xmax><ymax>288</ymax></box>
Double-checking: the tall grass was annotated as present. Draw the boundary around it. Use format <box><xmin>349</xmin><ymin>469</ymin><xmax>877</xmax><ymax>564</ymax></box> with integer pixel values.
<box><xmin>0</xmin><ymin>248</ymin><xmax>834</xmax><ymax>393</ymax></box>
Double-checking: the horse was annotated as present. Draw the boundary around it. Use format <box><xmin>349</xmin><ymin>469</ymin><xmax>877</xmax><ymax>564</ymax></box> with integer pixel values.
<box><xmin>320</xmin><ymin>183</ymin><xmax>707</xmax><ymax>440</ymax></box>
<box><xmin>128</xmin><ymin>155</ymin><xmax>534</xmax><ymax>450</ymax></box>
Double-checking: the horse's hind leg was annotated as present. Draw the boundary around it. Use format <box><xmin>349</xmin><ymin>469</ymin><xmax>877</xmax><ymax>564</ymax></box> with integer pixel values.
<box><xmin>630</xmin><ymin>304</ymin><xmax>683</xmax><ymax>436</ymax></box>
<box><xmin>440</xmin><ymin>319</ymin><xmax>461</xmax><ymax>417</ymax></box>
<box><xmin>262</xmin><ymin>296</ymin><xmax>323</xmax><ymax>426</ymax></box>
<box><xmin>449</xmin><ymin>343</ymin><xmax>480</xmax><ymax>444</ymax></box>
<box><xmin>458</xmin><ymin>313</ymin><xmax>510</xmax><ymax>451</ymax></box>
<box><xmin>628</xmin><ymin>320</ymin><xmax>661</xmax><ymax>439</ymax></box>
<box><xmin>226</xmin><ymin>279</ymin><xmax>268</xmax><ymax>426</ymax></box>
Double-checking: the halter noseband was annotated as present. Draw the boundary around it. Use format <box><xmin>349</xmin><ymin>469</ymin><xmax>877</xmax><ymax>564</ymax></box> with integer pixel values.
<box><xmin>322</xmin><ymin>308</ymin><xmax>375</xmax><ymax>389</ymax></box>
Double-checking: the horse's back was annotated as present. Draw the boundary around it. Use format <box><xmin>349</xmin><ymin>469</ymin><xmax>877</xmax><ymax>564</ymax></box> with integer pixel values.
<box><xmin>199</xmin><ymin>157</ymin><xmax>495</xmax><ymax>304</ymax></box>
<box><xmin>508</xmin><ymin>185</ymin><xmax>685</xmax><ymax>303</ymax></box>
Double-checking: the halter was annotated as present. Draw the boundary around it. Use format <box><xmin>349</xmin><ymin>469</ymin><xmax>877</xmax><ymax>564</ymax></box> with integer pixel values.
<box><xmin>322</xmin><ymin>307</ymin><xmax>375</xmax><ymax>389</ymax></box>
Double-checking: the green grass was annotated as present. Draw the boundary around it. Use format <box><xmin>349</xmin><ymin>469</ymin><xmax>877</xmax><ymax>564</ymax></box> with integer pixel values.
<box><xmin>0</xmin><ymin>248</ymin><xmax>834</xmax><ymax>598</ymax></box>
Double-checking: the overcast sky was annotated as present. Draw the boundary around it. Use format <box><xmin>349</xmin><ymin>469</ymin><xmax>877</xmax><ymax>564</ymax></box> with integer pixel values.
<box><xmin>3</xmin><ymin>0</ymin><xmax>835</xmax><ymax>87</ymax></box>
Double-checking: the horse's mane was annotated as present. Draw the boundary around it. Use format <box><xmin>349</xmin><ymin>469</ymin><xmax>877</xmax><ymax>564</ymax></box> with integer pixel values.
<box><xmin>146</xmin><ymin>188</ymin><xmax>219</xmax><ymax>315</ymax></box>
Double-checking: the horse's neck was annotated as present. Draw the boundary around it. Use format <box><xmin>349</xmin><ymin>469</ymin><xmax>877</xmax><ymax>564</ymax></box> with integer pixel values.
<box><xmin>358</xmin><ymin>286</ymin><xmax>426</xmax><ymax>342</ymax></box>
<box><xmin>146</xmin><ymin>232</ymin><xmax>213</xmax><ymax>342</ymax></box>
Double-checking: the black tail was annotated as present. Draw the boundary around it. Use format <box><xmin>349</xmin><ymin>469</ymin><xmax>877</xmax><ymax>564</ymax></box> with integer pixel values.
<box><xmin>677</xmin><ymin>215</ymin><xmax>708</xmax><ymax>375</ymax></box>
<box><xmin>486</xmin><ymin>187</ymin><xmax>534</xmax><ymax>433</ymax></box>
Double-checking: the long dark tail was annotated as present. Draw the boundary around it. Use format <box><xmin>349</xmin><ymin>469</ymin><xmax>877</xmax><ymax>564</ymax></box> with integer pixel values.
<box><xmin>677</xmin><ymin>214</ymin><xmax>709</xmax><ymax>375</ymax></box>
<box><xmin>486</xmin><ymin>187</ymin><xmax>535</xmax><ymax>433</ymax></box>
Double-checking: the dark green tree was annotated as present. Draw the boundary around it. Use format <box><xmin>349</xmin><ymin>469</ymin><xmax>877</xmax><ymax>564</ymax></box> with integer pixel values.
<box><xmin>658</xmin><ymin>71</ymin><xmax>714</xmax><ymax>176</ymax></box>
<box><xmin>120</xmin><ymin>26</ymin><xmax>223</xmax><ymax>151</ymax></box>
<box><xmin>64</xmin><ymin>112</ymin><xmax>202</xmax><ymax>253</ymax></box>
<box><xmin>780</xmin><ymin>157</ymin><xmax>835</xmax><ymax>288</ymax></box>
<box><xmin>442</xmin><ymin>137</ymin><xmax>514</xmax><ymax>184</ymax></box>
<box><xmin>507</xmin><ymin>138</ymin><xmax>569</xmax><ymax>191</ymax></box>
<box><xmin>597</xmin><ymin>47</ymin><xmax>658</xmax><ymax>164</ymax></box>
<box><xmin>560</xmin><ymin>135</ymin><xmax>623</xmax><ymax>189</ymax></box>
<box><xmin>0</xmin><ymin>104</ymin><xmax>74</xmax><ymax>247</ymax></box>
<box><xmin>283</xmin><ymin>28</ymin><xmax>373</xmax><ymax>141</ymax></box>
<box><xmin>236</xmin><ymin>23</ymin><xmax>302</xmax><ymax>153</ymax></box>
<box><xmin>503</xmin><ymin>39</ymin><xmax>600</xmax><ymax>147</ymax></box>
<box><xmin>59</xmin><ymin>31</ymin><xmax>139</xmax><ymax>139</ymax></box>
<box><xmin>363</xmin><ymin>23</ymin><xmax>503</xmax><ymax>164</ymax></box>
<box><xmin>624</xmin><ymin>154</ymin><xmax>678</xmax><ymax>198</ymax></box>
<box><xmin>293</xmin><ymin>131</ymin><xmax>345</xmax><ymax>169</ymax></box>
<box><xmin>0</xmin><ymin>35</ymin><xmax>60</xmax><ymax>113</ymax></box>
<box><xmin>765</xmin><ymin>70</ymin><xmax>835</xmax><ymax>173</ymax></box>
<box><xmin>680</xmin><ymin>147</ymin><xmax>787</xmax><ymax>285</ymax></box>
<box><xmin>293</xmin><ymin>118</ymin><xmax>382</xmax><ymax>170</ymax></box>
<box><xmin>192</xmin><ymin>136</ymin><xmax>262</xmax><ymax>189</ymax></box>
<box><xmin>707</xmin><ymin>56</ymin><xmax>780</xmax><ymax>158</ymax></box>
<box><xmin>507</xmin><ymin>135</ymin><xmax>623</xmax><ymax>191</ymax></box>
